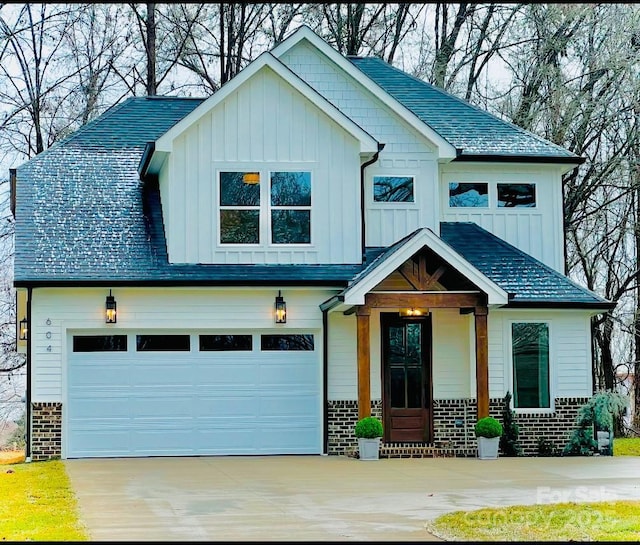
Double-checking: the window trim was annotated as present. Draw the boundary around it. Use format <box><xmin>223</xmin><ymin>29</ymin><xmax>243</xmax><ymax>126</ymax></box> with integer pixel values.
<box><xmin>448</xmin><ymin>181</ymin><xmax>490</xmax><ymax>208</ymax></box>
<box><xmin>371</xmin><ymin>174</ymin><xmax>417</xmax><ymax>205</ymax></box>
<box><xmin>217</xmin><ymin>168</ymin><xmax>313</xmax><ymax>247</ymax></box>
<box><xmin>446</xmin><ymin>181</ymin><xmax>538</xmax><ymax>210</ymax></box>
<box><xmin>508</xmin><ymin>319</ymin><xmax>554</xmax><ymax>414</ymax></box>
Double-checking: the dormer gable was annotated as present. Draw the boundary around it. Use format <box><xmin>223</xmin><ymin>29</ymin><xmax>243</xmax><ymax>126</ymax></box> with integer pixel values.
<box><xmin>142</xmin><ymin>51</ymin><xmax>380</xmax><ymax>177</ymax></box>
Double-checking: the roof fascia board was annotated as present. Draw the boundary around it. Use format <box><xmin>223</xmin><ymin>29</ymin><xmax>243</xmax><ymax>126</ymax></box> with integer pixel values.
<box><xmin>271</xmin><ymin>25</ymin><xmax>457</xmax><ymax>160</ymax></box>
<box><xmin>155</xmin><ymin>51</ymin><xmax>379</xmax><ymax>156</ymax></box>
<box><xmin>343</xmin><ymin>228</ymin><xmax>508</xmax><ymax>306</ymax></box>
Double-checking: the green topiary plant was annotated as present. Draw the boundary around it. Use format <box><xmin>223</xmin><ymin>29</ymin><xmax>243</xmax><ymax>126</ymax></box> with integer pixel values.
<box><xmin>500</xmin><ymin>391</ymin><xmax>522</xmax><ymax>456</ymax></box>
<box><xmin>354</xmin><ymin>416</ymin><xmax>383</xmax><ymax>439</ymax></box>
<box><xmin>474</xmin><ymin>416</ymin><xmax>503</xmax><ymax>438</ymax></box>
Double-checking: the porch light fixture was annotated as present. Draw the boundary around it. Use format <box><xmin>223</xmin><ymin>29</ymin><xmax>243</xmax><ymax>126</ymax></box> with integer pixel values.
<box><xmin>399</xmin><ymin>308</ymin><xmax>429</xmax><ymax>318</ymax></box>
<box><xmin>274</xmin><ymin>290</ymin><xmax>287</xmax><ymax>323</ymax></box>
<box><xmin>243</xmin><ymin>172</ymin><xmax>260</xmax><ymax>185</ymax></box>
<box><xmin>105</xmin><ymin>290</ymin><xmax>117</xmax><ymax>323</ymax></box>
<box><xmin>18</xmin><ymin>316</ymin><xmax>28</xmax><ymax>341</ymax></box>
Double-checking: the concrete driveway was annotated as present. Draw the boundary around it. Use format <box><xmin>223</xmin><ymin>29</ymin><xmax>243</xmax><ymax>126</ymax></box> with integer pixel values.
<box><xmin>64</xmin><ymin>455</ymin><xmax>640</xmax><ymax>541</ymax></box>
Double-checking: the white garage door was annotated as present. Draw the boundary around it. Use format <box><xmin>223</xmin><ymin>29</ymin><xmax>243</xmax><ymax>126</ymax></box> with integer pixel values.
<box><xmin>66</xmin><ymin>331</ymin><xmax>321</xmax><ymax>458</ymax></box>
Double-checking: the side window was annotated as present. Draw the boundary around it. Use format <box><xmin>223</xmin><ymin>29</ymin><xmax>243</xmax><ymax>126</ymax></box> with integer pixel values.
<box><xmin>373</xmin><ymin>176</ymin><xmax>414</xmax><ymax>203</ymax></box>
<box><xmin>449</xmin><ymin>182</ymin><xmax>489</xmax><ymax>207</ymax></box>
<box><xmin>497</xmin><ymin>183</ymin><xmax>536</xmax><ymax>207</ymax></box>
<box><xmin>512</xmin><ymin>322</ymin><xmax>550</xmax><ymax>409</ymax></box>
<box><xmin>270</xmin><ymin>171</ymin><xmax>311</xmax><ymax>244</ymax></box>
<box><xmin>219</xmin><ymin>171</ymin><xmax>261</xmax><ymax>244</ymax></box>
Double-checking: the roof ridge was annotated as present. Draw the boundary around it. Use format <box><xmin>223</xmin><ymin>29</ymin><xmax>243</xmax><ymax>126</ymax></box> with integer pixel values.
<box><xmin>350</xmin><ymin>57</ymin><xmax>578</xmax><ymax>158</ymax></box>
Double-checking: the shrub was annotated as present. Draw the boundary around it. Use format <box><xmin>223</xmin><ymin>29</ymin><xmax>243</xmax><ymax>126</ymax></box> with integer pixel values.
<box><xmin>537</xmin><ymin>437</ymin><xmax>556</xmax><ymax>457</ymax></box>
<box><xmin>500</xmin><ymin>391</ymin><xmax>522</xmax><ymax>456</ymax></box>
<box><xmin>475</xmin><ymin>416</ymin><xmax>503</xmax><ymax>438</ymax></box>
<box><xmin>563</xmin><ymin>390</ymin><xmax>628</xmax><ymax>456</ymax></box>
<box><xmin>354</xmin><ymin>416</ymin><xmax>383</xmax><ymax>439</ymax></box>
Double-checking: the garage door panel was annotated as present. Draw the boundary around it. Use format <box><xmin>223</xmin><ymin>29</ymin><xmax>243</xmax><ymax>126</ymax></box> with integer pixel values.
<box><xmin>197</xmin><ymin>396</ymin><xmax>258</xmax><ymax>415</ymax></box>
<box><xmin>67</xmin><ymin>330</ymin><xmax>321</xmax><ymax>458</ymax></box>
<box><xmin>259</xmin><ymin>363</ymin><xmax>316</xmax><ymax>385</ymax></box>
<box><xmin>69</xmin><ymin>364</ymin><xmax>131</xmax><ymax>386</ymax></box>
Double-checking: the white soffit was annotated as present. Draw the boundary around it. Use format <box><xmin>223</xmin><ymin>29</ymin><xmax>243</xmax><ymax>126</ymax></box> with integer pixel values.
<box><xmin>271</xmin><ymin>25</ymin><xmax>458</xmax><ymax>161</ymax></box>
<box><xmin>342</xmin><ymin>228</ymin><xmax>509</xmax><ymax>306</ymax></box>
<box><xmin>154</xmin><ymin>51</ymin><xmax>379</xmax><ymax>158</ymax></box>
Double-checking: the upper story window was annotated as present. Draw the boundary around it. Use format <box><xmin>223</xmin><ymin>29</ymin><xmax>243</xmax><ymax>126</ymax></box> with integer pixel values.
<box><xmin>219</xmin><ymin>170</ymin><xmax>311</xmax><ymax>245</ymax></box>
<box><xmin>497</xmin><ymin>183</ymin><xmax>536</xmax><ymax>207</ymax></box>
<box><xmin>449</xmin><ymin>182</ymin><xmax>488</xmax><ymax>207</ymax></box>
<box><xmin>373</xmin><ymin>176</ymin><xmax>414</xmax><ymax>202</ymax></box>
<box><xmin>511</xmin><ymin>322</ymin><xmax>550</xmax><ymax>409</ymax></box>
<box><xmin>271</xmin><ymin>171</ymin><xmax>311</xmax><ymax>244</ymax></box>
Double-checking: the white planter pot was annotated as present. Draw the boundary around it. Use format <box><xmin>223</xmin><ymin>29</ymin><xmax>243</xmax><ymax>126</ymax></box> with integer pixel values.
<box><xmin>358</xmin><ymin>437</ymin><xmax>381</xmax><ymax>460</ymax></box>
<box><xmin>477</xmin><ymin>436</ymin><xmax>500</xmax><ymax>459</ymax></box>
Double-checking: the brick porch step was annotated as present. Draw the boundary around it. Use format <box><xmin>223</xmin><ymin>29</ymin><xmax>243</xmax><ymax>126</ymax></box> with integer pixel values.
<box><xmin>379</xmin><ymin>442</ymin><xmax>457</xmax><ymax>458</ymax></box>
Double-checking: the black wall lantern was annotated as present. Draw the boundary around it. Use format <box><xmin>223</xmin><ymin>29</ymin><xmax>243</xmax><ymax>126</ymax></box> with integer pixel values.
<box><xmin>105</xmin><ymin>290</ymin><xmax>117</xmax><ymax>323</ymax></box>
<box><xmin>18</xmin><ymin>316</ymin><xmax>28</xmax><ymax>341</ymax></box>
<box><xmin>274</xmin><ymin>290</ymin><xmax>287</xmax><ymax>323</ymax></box>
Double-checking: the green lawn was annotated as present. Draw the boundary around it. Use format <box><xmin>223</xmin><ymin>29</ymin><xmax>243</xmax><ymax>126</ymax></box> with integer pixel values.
<box><xmin>614</xmin><ymin>437</ymin><xmax>640</xmax><ymax>456</ymax></box>
<box><xmin>0</xmin><ymin>459</ymin><xmax>89</xmax><ymax>541</ymax></box>
<box><xmin>427</xmin><ymin>500</ymin><xmax>640</xmax><ymax>541</ymax></box>
<box><xmin>427</xmin><ymin>437</ymin><xmax>640</xmax><ymax>541</ymax></box>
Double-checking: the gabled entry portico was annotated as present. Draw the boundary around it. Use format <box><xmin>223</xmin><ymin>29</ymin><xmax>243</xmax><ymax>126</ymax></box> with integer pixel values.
<box><xmin>323</xmin><ymin>227</ymin><xmax>509</xmax><ymax>446</ymax></box>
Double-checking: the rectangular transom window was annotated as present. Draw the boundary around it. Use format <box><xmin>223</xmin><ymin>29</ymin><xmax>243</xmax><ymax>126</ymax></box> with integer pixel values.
<box><xmin>73</xmin><ymin>335</ymin><xmax>128</xmax><ymax>352</ymax></box>
<box><xmin>199</xmin><ymin>334</ymin><xmax>253</xmax><ymax>351</ymax></box>
<box><xmin>373</xmin><ymin>176</ymin><xmax>414</xmax><ymax>202</ymax></box>
<box><xmin>498</xmin><ymin>183</ymin><xmax>536</xmax><ymax>207</ymax></box>
<box><xmin>261</xmin><ymin>334</ymin><xmax>315</xmax><ymax>351</ymax></box>
<box><xmin>512</xmin><ymin>322</ymin><xmax>550</xmax><ymax>409</ymax></box>
<box><xmin>449</xmin><ymin>182</ymin><xmax>489</xmax><ymax>207</ymax></box>
<box><xmin>136</xmin><ymin>334</ymin><xmax>190</xmax><ymax>352</ymax></box>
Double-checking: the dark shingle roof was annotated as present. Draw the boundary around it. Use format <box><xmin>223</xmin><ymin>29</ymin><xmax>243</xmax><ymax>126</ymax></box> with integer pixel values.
<box><xmin>439</xmin><ymin>222</ymin><xmax>610</xmax><ymax>307</ymax></box>
<box><xmin>14</xmin><ymin>87</ymin><xmax>599</xmax><ymax>304</ymax></box>
<box><xmin>349</xmin><ymin>57</ymin><xmax>581</xmax><ymax>162</ymax></box>
<box><xmin>14</xmin><ymin>96</ymin><xmax>361</xmax><ymax>285</ymax></box>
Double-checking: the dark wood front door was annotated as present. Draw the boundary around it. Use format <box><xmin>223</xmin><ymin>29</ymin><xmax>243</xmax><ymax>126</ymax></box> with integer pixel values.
<box><xmin>382</xmin><ymin>313</ymin><xmax>432</xmax><ymax>443</ymax></box>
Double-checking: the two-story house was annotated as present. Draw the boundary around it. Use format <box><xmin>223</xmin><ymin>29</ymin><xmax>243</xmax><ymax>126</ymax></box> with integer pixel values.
<box><xmin>13</xmin><ymin>26</ymin><xmax>612</xmax><ymax>461</ymax></box>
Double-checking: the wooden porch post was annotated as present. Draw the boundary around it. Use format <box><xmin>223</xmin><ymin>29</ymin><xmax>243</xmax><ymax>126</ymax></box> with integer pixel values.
<box><xmin>356</xmin><ymin>307</ymin><xmax>371</xmax><ymax>420</ymax></box>
<box><xmin>474</xmin><ymin>306</ymin><xmax>489</xmax><ymax>418</ymax></box>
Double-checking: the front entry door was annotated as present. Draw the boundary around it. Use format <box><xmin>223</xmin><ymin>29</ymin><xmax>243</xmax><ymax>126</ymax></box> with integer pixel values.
<box><xmin>382</xmin><ymin>313</ymin><xmax>433</xmax><ymax>443</ymax></box>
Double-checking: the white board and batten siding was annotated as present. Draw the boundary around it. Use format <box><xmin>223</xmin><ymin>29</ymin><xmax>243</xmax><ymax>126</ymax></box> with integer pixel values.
<box><xmin>280</xmin><ymin>40</ymin><xmax>442</xmax><ymax>248</ymax></box>
<box><xmin>30</xmin><ymin>287</ymin><xmax>332</xmax><ymax>458</ymax></box>
<box><xmin>440</xmin><ymin>163</ymin><xmax>567</xmax><ymax>273</ymax></box>
<box><xmin>159</xmin><ymin>66</ymin><xmax>362</xmax><ymax>266</ymax></box>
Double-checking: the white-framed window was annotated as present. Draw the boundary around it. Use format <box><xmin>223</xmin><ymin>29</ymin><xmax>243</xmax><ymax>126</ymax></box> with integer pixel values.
<box><xmin>448</xmin><ymin>181</ymin><xmax>537</xmax><ymax>208</ymax></box>
<box><xmin>373</xmin><ymin>175</ymin><xmax>415</xmax><ymax>203</ymax></box>
<box><xmin>511</xmin><ymin>321</ymin><xmax>550</xmax><ymax>409</ymax></box>
<box><xmin>218</xmin><ymin>170</ymin><xmax>312</xmax><ymax>245</ymax></box>
<box><xmin>449</xmin><ymin>182</ymin><xmax>489</xmax><ymax>207</ymax></box>
<box><xmin>497</xmin><ymin>183</ymin><xmax>536</xmax><ymax>208</ymax></box>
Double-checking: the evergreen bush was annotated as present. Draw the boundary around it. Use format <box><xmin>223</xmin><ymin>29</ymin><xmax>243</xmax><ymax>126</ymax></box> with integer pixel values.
<box><xmin>499</xmin><ymin>391</ymin><xmax>522</xmax><ymax>456</ymax></box>
<box><xmin>563</xmin><ymin>390</ymin><xmax>628</xmax><ymax>456</ymax></box>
